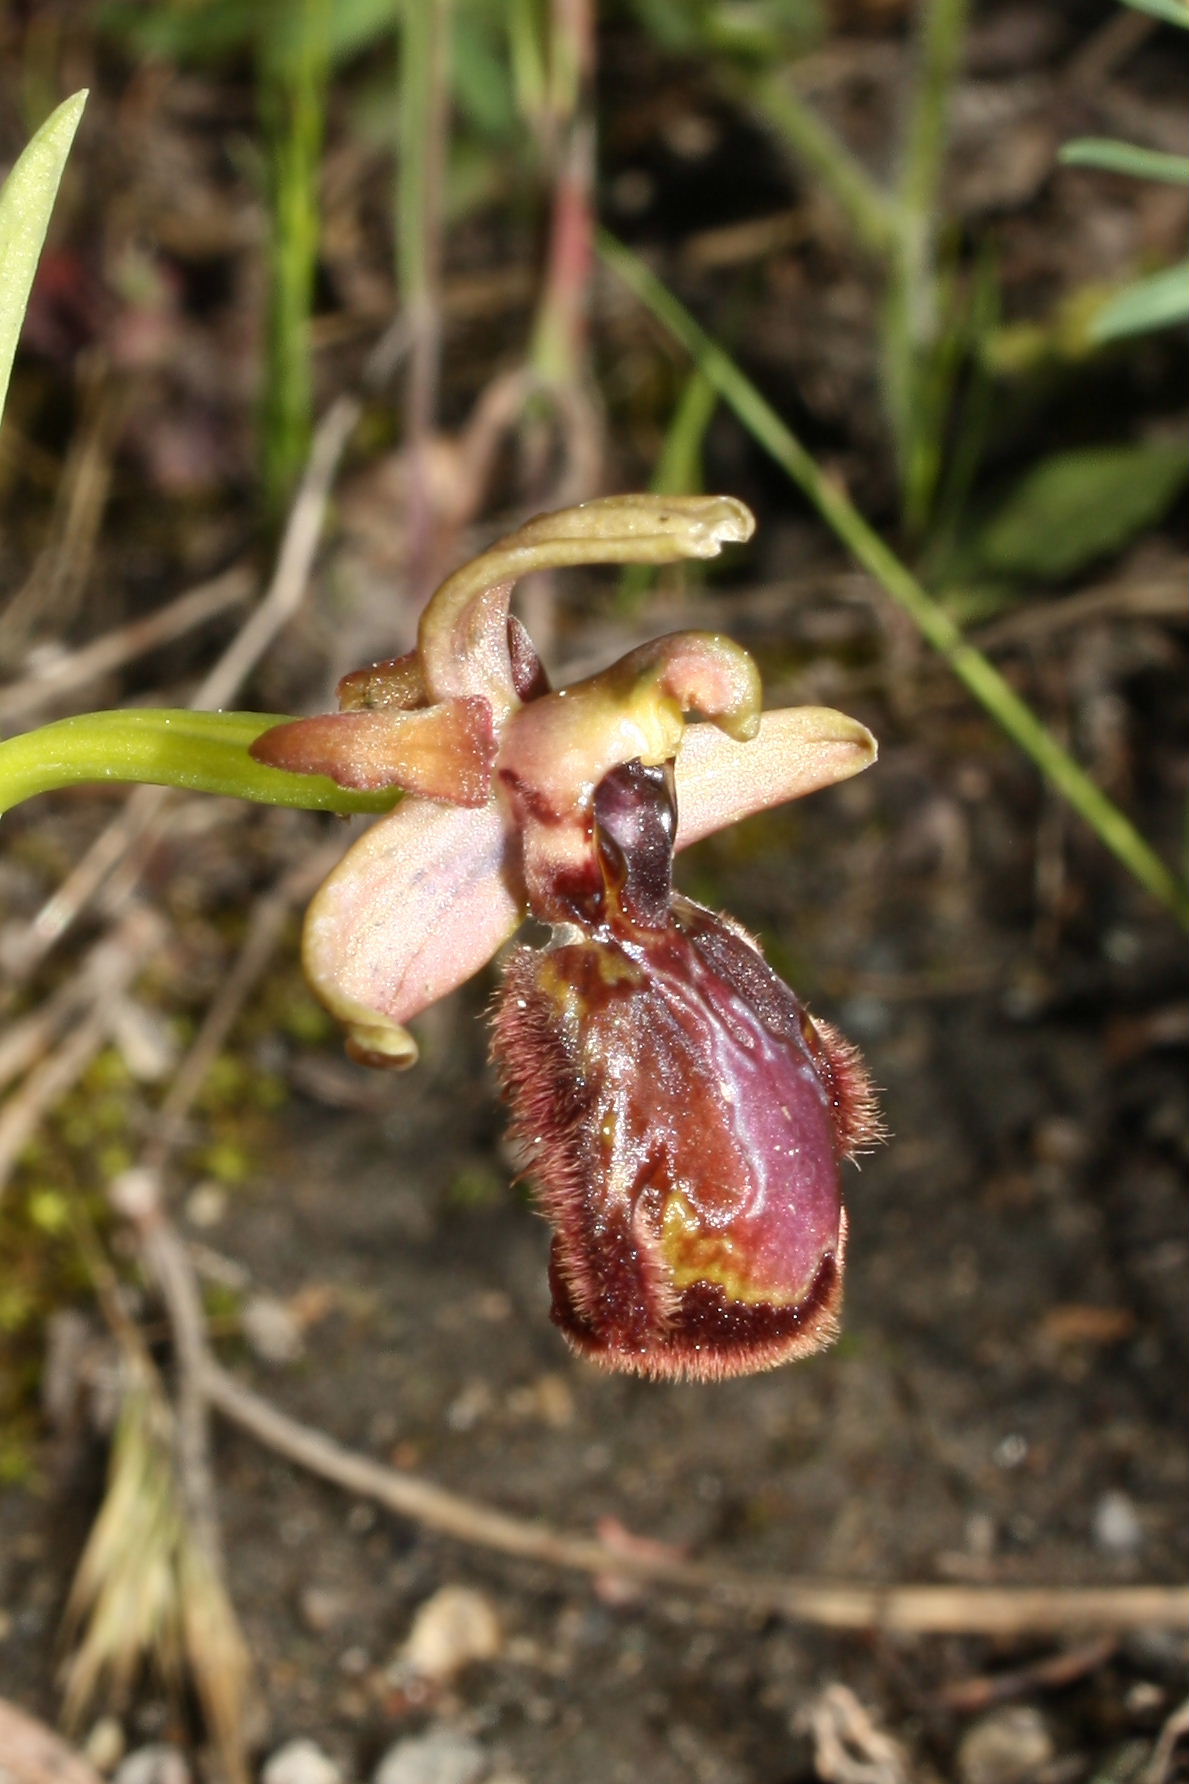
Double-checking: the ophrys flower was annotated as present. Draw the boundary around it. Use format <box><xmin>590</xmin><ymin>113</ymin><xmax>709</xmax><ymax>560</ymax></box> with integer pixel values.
<box><xmin>253</xmin><ymin>495</ymin><xmax>881</xmax><ymax>1377</ymax></box>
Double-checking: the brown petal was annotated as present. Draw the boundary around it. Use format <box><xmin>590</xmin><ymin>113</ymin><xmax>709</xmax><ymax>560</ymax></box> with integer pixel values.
<box><xmin>303</xmin><ymin>798</ymin><xmax>523</xmax><ymax>1068</ymax></box>
<box><xmin>336</xmin><ymin>649</ymin><xmax>427</xmax><ymax>711</ymax></box>
<box><xmin>674</xmin><ymin>706</ymin><xmax>877</xmax><ymax>850</ymax></box>
<box><xmin>249</xmin><ymin>699</ymin><xmax>496</xmax><ymax>804</ymax></box>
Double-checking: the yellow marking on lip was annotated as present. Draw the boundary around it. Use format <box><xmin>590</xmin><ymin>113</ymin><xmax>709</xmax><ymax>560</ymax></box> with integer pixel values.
<box><xmin>659</xmin><ymin>1194</ymin><xmax>805</xmax><ymax>1306</ymax></box>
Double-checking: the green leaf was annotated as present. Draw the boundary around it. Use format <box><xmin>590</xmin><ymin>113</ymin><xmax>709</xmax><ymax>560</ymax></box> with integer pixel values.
<box><xmin>1060</xmin><ymin>138</ymin><xmax>1189</xmax><ymax>185</ymax></box>
<box><xmin>1091</xmin><ymin>263</ymin><xmax>1189</xmax><ymax>341</ymax></box>
<box><xmin>1118</xmin><ymin>0</ymin><xmax>1189</xmax><ymax>26</ymax></box>
<box><xmin>0</xmin><ymin>91</ymin><xmax>88</xmax><ymax>430</ymax></box>
<box><xmin>0</xmin><ymin>709</ymin><xmax>400</xmax><ymax>819</ymax></box>
<box><xmin>971</xmin><ymin>441</ymin><xmax>1189</xmax><ymax>581</ymax></box>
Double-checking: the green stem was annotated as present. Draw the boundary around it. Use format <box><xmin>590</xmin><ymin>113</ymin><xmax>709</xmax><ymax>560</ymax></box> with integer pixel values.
<box><xmin>618</xmin><ymin>368</ymin><xmax>718</xmax><ymax>611</ymax></box>
<box><xmin>0</xmin><ymin>710</ymin><xmax>396</xmax><ymax>819</ymax></box>
<box><xmin>599</xmin><ymin>231</ymin><xmax>1189</xmax><ymax>930</ymax></box>
<box><xmin>259</xmin><ymin>0</ymin><xmax>330</xmax><ymax>512</ymax></box>
<box><xmin>529</xmin><ymin>0</ymin><xmax>596</xmax><ymax>393</ymax></box>
<box><xmin>898</xmin><ymin>0</ymin><xmax>969</xmax><ymax>304</ymax></box>
<box><xmin>737</xmin><ymin>68</ymin><xmax>894</xmax><ymax>259</ymax></box>
<box><xmin>885</xmin><ymin>0</ymin><xmax>970</xmax><ymax>531</ymax></box>
<box><xmin>397</xmin><ymin>0</ymin><xmax>452</xmax><ymax>591</ymax></box>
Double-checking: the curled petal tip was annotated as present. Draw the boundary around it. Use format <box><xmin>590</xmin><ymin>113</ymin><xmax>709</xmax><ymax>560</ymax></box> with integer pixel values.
<box><xmin>680</xmin><ymin>494</ymin><xmax>756</xmax><ymax>552</ymax></box>
<box><xmin>499</xmin><ymin>632</ymin><xmax>764</xmax><ymax>840</ymax></box>
<box><xmin>344</xmin><ymin>1016</ymin><xmax>419</xmax><ymax>1071</ymax></box>
<box><xmin>616</xmin><ymin>632</ymin><xmax>763</xmax><ymax>741</ymax></box>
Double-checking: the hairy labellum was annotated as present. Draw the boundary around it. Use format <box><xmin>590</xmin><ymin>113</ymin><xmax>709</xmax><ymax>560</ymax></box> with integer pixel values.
<box><xmin>493</xmin><ymin>762</ymin><xmax>879</xmax><ymax>1381</ymax></box>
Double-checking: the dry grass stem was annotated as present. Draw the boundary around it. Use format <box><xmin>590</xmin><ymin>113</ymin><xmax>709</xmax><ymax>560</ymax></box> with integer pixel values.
<box><xmin>0</xmin><ymin>906</ymin><xmax>164</xmax><ymax>1201</ymax></box>
<box><xmin>8</xmin><ymin>783</ymin><xmax>172</xmax><ymax>985</ymax></box>
<box><xmin>0</xmin><ymin>564</ymin><xmax>253</xmax><ymax>727</ymax></box>
<box><xmin>1147</xmin><ymin>1698</ymin><xmax>1189</xmax><ymax>1784</ymax></box>
<box><xmin>201</xmin><ymin>1358</ymin><xmax>1189</xmax><ymax>1637</ymax></box>
<box><xmin>146</xmin><ymin>836</ymin><xmax>346</xmax><ymax>1165</ymax></box>
<box><xmin>59</xmin><ymin>1352</ymin><xmax>250</xmax><ymax>1782</ymax></box>
<box><xmin>0</xmin><ymin>362</ymin><xmax>128</xmax><ymax>655</ymax></box>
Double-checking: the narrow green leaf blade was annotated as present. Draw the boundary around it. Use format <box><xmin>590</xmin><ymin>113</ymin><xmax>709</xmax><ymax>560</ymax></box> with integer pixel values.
<box><xmin>1060</xmin><ymin>138</ymin><xmax>1189</xmax><ymax>185</ymax></box>
<box><xmin>1118</xmin><ymin>0</ymin><xmax>1189</xmax><ymax>26</ymax></box>
<box><xmin>0</xmin><ymin>91</ymin><xmax>88</xmax><ymax>429</ymax></box>
<box><xmin>1091</xmin><ymin>263</ymin><xmax>1189</xmax><ymax>341</ymax></box>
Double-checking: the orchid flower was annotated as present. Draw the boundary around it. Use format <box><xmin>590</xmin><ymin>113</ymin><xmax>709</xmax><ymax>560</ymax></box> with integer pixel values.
<box><xmin>253</xmin><ymin>495</ymin><xmax>881</xmax><ymax>1379</ymax></box>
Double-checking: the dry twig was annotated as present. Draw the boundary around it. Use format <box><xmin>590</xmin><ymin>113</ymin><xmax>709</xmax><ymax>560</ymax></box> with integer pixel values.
<box><xmin>145</xmin><ymin>834</ymin><xmax>346</xmax><ymax>1165</ymax></box>
<box><xmin>938</xmin><ymin>1636</ymin><xmax>1118</xmax><ymax>1713</ymax></box>
<box><xmin>1147</xmin><ymin>1698</ymin><xmax>1189</xmax><ymax>1784</ymax></box>
<box><xmin>199</xmin><ymin>1355</ymin><xmax>1189</xmax><ymax>1637</ymax></box>
<box><xmin>112</xmin><ymin>1169</ymin><xmax>223</xmax><ymax>1565</ymax></box>
<box><xmin>6</xmin><ymin>782</ymin><xmax>172</xmax><ymax>986</ymax></box>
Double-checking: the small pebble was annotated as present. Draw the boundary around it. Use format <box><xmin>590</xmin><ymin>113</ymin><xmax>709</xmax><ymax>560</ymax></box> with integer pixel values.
<box><xmin>242</xmin><ymin>1294</ymin><xmax>304</xmax><ymax>1365</ymax></box>
<box><xmin>83</xmin><ymin>1717</ymin><xmax>126</xmax><ymax>1774</ymax></box>
<box><xmin>400</xmin><ymin>1585</ymin><xmax>502</xmax><ymax>1683</ymax></box>
<box><xmin>113</xmin><ymin>1747</ymin><xmax>190</xmax><ymax>1784</ymax></box>
<box><xmin>957</xmin><ymin>1707</ymin><xmax>1054</xmax><ymax>1784</ymax></box>
<box><xmin>373</xmin><ymin>1728</ymin><xmax>487</xmax><ymax>1784</ymax></box>
<box><xmin>1094</xmin><ymin>1489</ymin><xmax>1143</xmax><ymax>1556</ymax></box>
<box><xmin>262</xmin><ymin>1739</ymin><xmax>344</xmax><ymax>1784</ymax></box>
<box><xmin>1124</xmin><ymin>1680</ymin><xmax>1165</xmax><ymax>1716</ymax></box>
<box><xmin>184</xmin><ymin>1182</ymin><xmax>227</xmax><ymax>1229</ymax></box>
<box><xmin>299</xmin><ymin>1583</ymin><xmax>352</xmax><ymax>1635</ymax></box>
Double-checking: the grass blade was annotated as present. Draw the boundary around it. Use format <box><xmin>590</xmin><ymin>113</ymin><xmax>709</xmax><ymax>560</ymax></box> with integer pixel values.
<box><xmin>1060</xmin><ymin>139</ymin><xmax>1189</xmax><ymax>184</ymax></box>
<box><xmin>599</xmin><ymin>230</ymin><xmax>1189</xmax><ymax>927</ymax></box>
<box><xmin>1090</xmin><ymin>262</ymin><xmax>1189</xmax><ymax>341</ymax></box>
<box><xmin>0</xmin><ymin>91</ymin><xmax>88</xmax><ymax>429</ymax></box>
